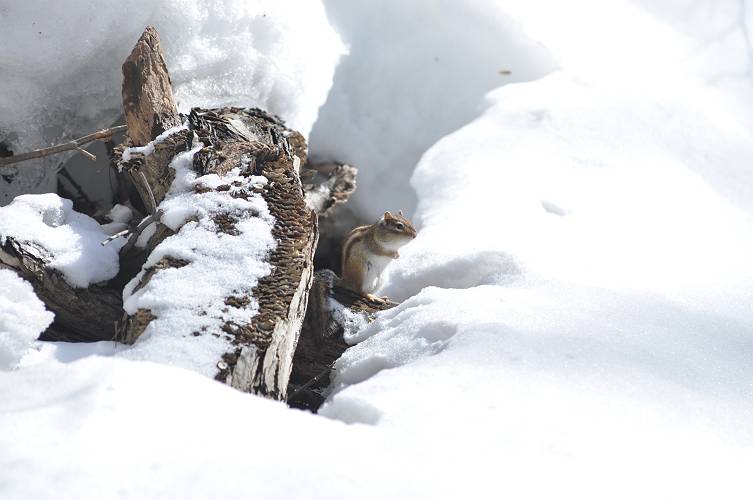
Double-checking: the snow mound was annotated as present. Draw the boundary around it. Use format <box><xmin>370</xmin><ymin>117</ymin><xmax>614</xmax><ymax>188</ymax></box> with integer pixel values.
<box><xmin>120</xmin><ymin>147</ymin><xmax>276</xmax><ymax>376</ymax></box>
<box><xmin>0</xmin><ymin>193</ymin><xmax>122</xmax><ymax>287</ymax></box>
<box><xmin>0</xmin><ymin>270</ymin><xmax>53</xmax><ymax>370</ymax></box>
<box><xmin>309</xmin><ymin>0</ymin><xmax>557</xmax><ymax>220</ymax></box>
<box><xmin>0</xmin><ymin>0</ymin><xmax>344</xmax><ymax>203</ymax></box>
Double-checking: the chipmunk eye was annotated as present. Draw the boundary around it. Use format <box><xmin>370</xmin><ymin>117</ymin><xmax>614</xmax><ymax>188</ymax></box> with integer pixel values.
<box><xmin>395</xmin><ymin>223</ymin><xmax>404</xmax><ymax>230</ymax></box>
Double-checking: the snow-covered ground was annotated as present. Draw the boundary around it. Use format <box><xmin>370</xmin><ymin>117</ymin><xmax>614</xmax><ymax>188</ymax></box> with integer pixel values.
<box><xmin>2</xmin><ymin>0</ymin><xmax>753</xmax><ymax>498</ymax></box>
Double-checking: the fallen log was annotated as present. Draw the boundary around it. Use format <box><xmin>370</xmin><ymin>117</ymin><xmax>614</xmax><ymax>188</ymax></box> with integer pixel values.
<box><xmin>1</xmin><ymin>25</ymin><xmax>378</xmax><ymax>405</ymax></box>
<box><xmin>110</xmin><ymin>26</ymin><xmax>323</xmax><ymax>400</ymax></box>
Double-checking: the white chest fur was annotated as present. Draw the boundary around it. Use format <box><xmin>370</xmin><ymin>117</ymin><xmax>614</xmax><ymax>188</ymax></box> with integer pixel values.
<box><xmin>362</xmin><ymin>253</ymin><xmax>393</xmax><ymax>294</ymax></box>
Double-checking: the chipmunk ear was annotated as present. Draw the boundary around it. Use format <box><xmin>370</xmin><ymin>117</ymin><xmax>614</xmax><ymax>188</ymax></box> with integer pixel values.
<box><xmin>383</xmin><ymin>211</ymin><xmax>393</xmax><ymax>220</ymax></box>
<box><xmin>398</xmin><ymin>210</ymin><xmax>404</xmax><ymax>217</ymax></box>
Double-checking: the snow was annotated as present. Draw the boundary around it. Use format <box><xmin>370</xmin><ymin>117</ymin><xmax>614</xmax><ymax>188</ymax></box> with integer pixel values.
<box><xmin>0</xmin><ymin>193</ymin><xmax>123</xmax><ymax>287</ymax></box>
<box><xmin>105</xmin><ymin>204</ymin><xmax>132</xmax><ymax>224</ymax></box>
<box><xmin>0</xmin><ymin>270</ymin><xmax>54</xmax><ymax>370</ymax></box>
<box><xmin>120</xmin><ymin>125</ymin><xmax>188</xmax><ymax>162</ymax></box>
<box><xmin>0</xmin><ymin>0</ymin><xmax>344</xmax><ymax>204</ymax></box>
<box><xmin>119</xmin><ymin>146</ymin><xmax>277</xmax><ymax>376</ymax></box>
<box><xmin>2</xmin><ymin>0</ymin><xmax>753</xmax><ymax>498</ymax></box>
<box><xmin>308</xmin><ymin>0</ymin><xmax>557</xmax><ymax>220</ymax></box>
<box><xmin>100</xmin><ymin>203</ymin><xmax>134</xmax><ymax>236</ymax></box>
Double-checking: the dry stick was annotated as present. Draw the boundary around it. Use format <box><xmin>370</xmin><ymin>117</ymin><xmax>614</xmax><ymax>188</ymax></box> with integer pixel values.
<box><xmin>287</xmin><ymin>364</ymin><xmax>335</xmax><ymax>402</ymax></box>
<box><xmin>101</xmin><ymin>229</ymin><xmax>131</xmax><ymax>246</ymax></box>
<box><xmin>116</xmin><ymin>209</ymin><xmax>164</xmax><ymax>253</ymax></box>
<box><xmin>0</xmin><ymin>125</ymin><xmax>128</xmax><ymax>167</ymax></box>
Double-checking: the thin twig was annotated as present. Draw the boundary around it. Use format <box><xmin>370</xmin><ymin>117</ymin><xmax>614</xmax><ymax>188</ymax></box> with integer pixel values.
<box><xmin>120</xmin><ymin>209</ymin><xmax>164</xmax><ymax>255</ymax></box>
<box><xmin>0</xmin><ymin>125</ymin><xmax>127</xmax><ymax>167</ymax></box>
<box><xmin>75</xmin><ymin>147</ymin><xmax>97</xmax><ymax>162</ymax></box>
<box><xmin>101</xmin><ymin>229</ymin><xmax>130</xmax><ymax>246</ymax></box>
<box><xmin>287</xmin><ymin>364</ymin><xmax>334</xmax><ymax>402</ymax></box>
<box><xmin>139</xmin><ymin>171</ymin><xmax>157</xmax><ymax>214</ymax></box>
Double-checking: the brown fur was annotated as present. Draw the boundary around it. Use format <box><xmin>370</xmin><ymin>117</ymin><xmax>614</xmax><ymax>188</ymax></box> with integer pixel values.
<box><xmin>340</xmin><ymin>211</ymin><xmax>417</xmax><ymax>295</ymax></box>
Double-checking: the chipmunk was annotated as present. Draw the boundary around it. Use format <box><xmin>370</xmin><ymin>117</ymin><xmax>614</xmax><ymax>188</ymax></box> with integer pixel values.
<box><xmin>340</xmin><ymin>211</ymin><xmax>417</xmax><ymax>300</ymax></box>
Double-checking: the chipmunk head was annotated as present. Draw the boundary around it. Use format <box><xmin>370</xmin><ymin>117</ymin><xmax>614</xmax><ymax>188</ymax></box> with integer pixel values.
<box><xmin>376</xmin><ymin>210</ymin><xmax>417</xmax><ymax>248</ymax></box>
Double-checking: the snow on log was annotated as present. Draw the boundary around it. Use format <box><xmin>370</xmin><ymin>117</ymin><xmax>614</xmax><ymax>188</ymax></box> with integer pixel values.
<box><xmin>117</xmin><ymin>104</ymin><xmax>317</xmax><ymax>400</ymax></box>
<box><xmin>0</xmin><ymin>194</ymin><xmax>123</xmax><ymax>341</ymax></box>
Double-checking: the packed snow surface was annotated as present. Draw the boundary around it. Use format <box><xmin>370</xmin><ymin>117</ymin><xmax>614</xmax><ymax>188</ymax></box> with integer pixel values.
<box><xmin>0</xmin><ymin>193</ymin><xmax>123</xmax><ymax>287</ymax></box>
<box><xmin>0</xmin><ymin>270</ymin><xmax>53</xmax><ymax>370</ymax></box>
<box><xmin>2</xmin><ymin>0</ymin><xmax>753</xmax><ymax>499</ymax></box>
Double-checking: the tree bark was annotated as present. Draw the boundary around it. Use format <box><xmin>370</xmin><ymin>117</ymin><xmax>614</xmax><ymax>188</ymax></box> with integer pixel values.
<box><xmin>117</xmin><ymin>104</ymin><xmax>318</xmax><ymax>400</ymax></box>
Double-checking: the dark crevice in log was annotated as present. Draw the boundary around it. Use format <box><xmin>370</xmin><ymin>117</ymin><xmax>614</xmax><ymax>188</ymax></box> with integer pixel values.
<box><xmin>288</xmin><ymin>270</ymin><xmax>397</xmax><ymax>411</ymax></box>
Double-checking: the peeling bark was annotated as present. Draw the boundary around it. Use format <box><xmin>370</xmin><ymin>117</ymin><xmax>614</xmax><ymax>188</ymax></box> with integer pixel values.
<box><xmin>119</xmin><ymin>106</ymin><xmax>318</xmax><ymax>400</ymax></box>
<box><xmin>302</xmin><ymin>162</ymin><xmax>357</xmax><ymax>217</ymax></box>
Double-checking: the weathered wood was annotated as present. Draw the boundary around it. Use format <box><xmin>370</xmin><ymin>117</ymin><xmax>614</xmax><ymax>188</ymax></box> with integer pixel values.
<box><xmin>121</xmin><ymin>26</ymin><xmax>181</xmax><ymax>147</ymax></box>
<box><xmin>119</xmin><ymin>27</ymin><xmax>185</xmax><ymax>215</ymax></box>
<box><xmin>117</xmin><ymin>128</ymin><xmax>191</xmax><ymax>213</ymax></box>
<box><xmin>301</xmin><ymin>162</ymin><xmax>357</xmax><ymax>216</ymax></box>
<box><xmin>0</xmin><ymin>238</ymin><xmax>123</xmax><ymax>342</ymax></box>
<box><xmin>120</xmin><ymin>106</ymin><xmax>317</xmax><ymax>400</ymax></box>
<box><xmin>192</xmin><ymin>107</ymin><xmax>318</xmax><ymax>399</ymax></box>
<box><xmin>113</xmin><ymin>27</ymin><xmax>322</xmax><ymax>400</ymax></box>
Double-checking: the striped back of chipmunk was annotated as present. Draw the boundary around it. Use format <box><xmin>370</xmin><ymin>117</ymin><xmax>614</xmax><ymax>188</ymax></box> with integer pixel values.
<box><xmin>341</xmin><ymin>225</ymin><xmax>371</xmax><ymax>274</ymax></box>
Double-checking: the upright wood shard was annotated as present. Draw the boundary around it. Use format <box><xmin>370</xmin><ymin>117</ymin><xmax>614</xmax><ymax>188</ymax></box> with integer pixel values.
<box><xmin>121</xmin><ymin>26</ymin><xmax>182</xmax><ymax>147</ymax></box>
<box><xmin>119</xmin><ymin>26</ymin><xmax>184</xmax><ymax>216</ymax></box>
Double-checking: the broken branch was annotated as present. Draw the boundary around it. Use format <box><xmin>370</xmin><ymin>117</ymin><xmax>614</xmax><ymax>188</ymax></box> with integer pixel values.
<box><xmin>0</xmin><ymin>125</ymin><xmax>127</xmax><ymax>167</ymax></box>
